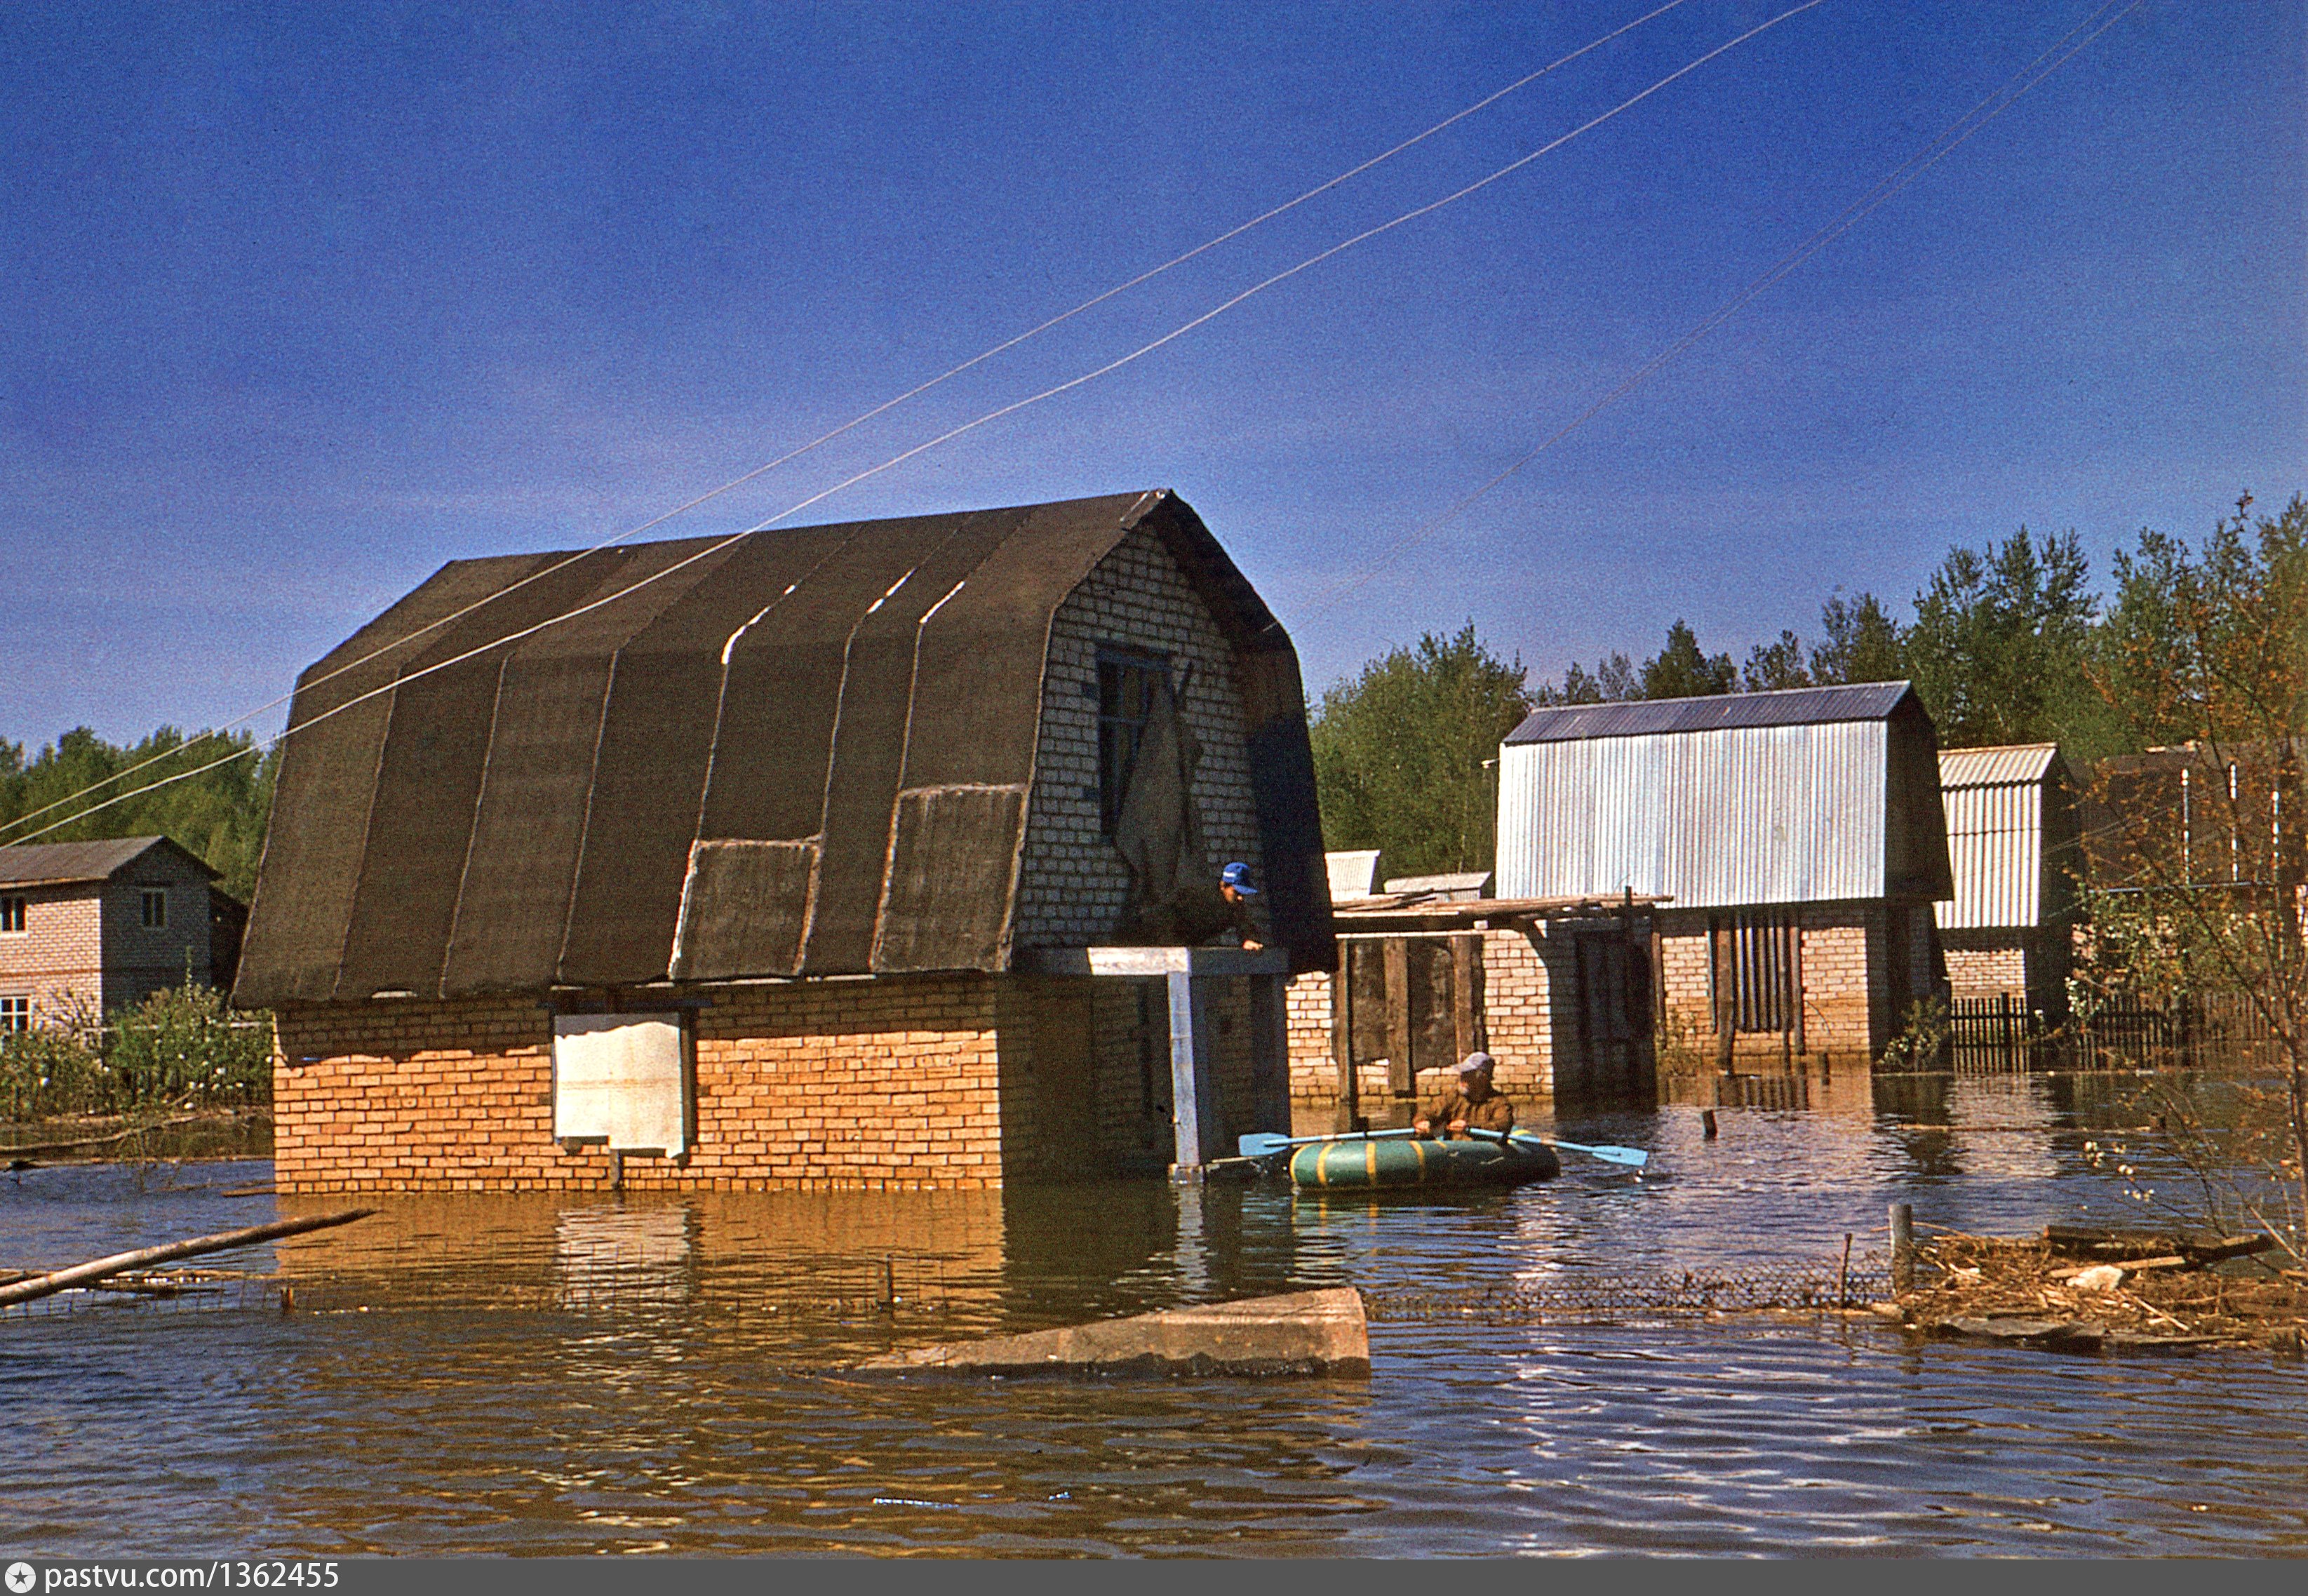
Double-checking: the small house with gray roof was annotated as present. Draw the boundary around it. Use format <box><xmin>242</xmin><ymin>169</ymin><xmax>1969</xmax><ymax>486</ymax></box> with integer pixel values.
<box><xmin>0</xmin><ymin>836</ymin><xmax>241</xmax><ymax>1029</ymax></box>
<box><xmin>236</xmin><ymin>490</ymin><xmax>1332</xmax><ymax>1192</ymax></box>
<box><xmin>1496</xmin><ymin>682</ymin><xmax>1954</xmax><ymax>1066</ymax></box>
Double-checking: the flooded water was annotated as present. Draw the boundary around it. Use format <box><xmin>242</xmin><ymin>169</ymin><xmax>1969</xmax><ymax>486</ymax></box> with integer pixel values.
<box><xmin>5</xmin><ymin>1071</ymin><xmax>2307</xmax><ymax>1556</ymax></box>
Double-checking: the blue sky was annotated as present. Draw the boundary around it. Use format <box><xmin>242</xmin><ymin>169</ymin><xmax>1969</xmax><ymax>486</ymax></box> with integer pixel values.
<box><xmin>2</xmin><ymin>0</ymin><xmax>2300</xmax><ymax>746</ymax></box>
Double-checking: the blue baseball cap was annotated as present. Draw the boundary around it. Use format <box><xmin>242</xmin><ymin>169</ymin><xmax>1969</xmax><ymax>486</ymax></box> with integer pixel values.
<box><xmin>1220</xmin><ymin>861</ymin><xmax>1259</xmax><ymax>894</ymax></box>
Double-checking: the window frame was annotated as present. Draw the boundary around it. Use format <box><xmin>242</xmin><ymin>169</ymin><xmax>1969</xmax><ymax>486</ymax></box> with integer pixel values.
<box><xmin>140</xmin><ymin>887</ymin><xmax>169</xmax><ymax>930</ymax></box>
<box><xmin>0</xmin><ymin>994</ymin><xmax>30</xmax><ymax>1033</ymax></box>
<box><xmin>0</xmin><ymin>895</ymin><xmax>24</xmax><ymax>935</ymax></box>
<box><xmin>1094</xmin><ymin>647</ymin><xmax>1172</xmax><ymax>837</ymax></box>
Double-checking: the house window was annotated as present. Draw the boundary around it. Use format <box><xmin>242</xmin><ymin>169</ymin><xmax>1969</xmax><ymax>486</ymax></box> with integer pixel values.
<box><xmin>0</xmin><ymin>896</ymin><xmax>23</xmax><ymax>934</ymax></box>
<box><xmin>0</xmin><ymin>995</ymin><xmax>28</xmax><ymax>1033</ymax></box>
<box><xmin>551</xmin><ymin>1013</ymin><xmax>693</xmax><ymax>1158</ymax></box>
<box><xmin>1714</xmin><ymin>910</ymin><xmax>1796</xmax><ymax>1033</ymax></box>
<box><xmin>1096</xmin><ymin>650</ymin><xmax>1169</xmax><ymax>836</ymax></box>
<box><xmin>140</xmin><ymin>888</ymin><xmax>168</xmax><ymax>930</ymax></box>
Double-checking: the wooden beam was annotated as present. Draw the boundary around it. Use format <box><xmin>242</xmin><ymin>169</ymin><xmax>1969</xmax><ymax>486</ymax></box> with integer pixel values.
<box><xmin>1383</xmin><ymin>937</ymin><xmax>1414</xmax><ymax>1098</ymax></box>
<box><xmin>1331</xmin><ymin>941</ymin><xmax>1358</xmax><ymax>1132</ymax></box>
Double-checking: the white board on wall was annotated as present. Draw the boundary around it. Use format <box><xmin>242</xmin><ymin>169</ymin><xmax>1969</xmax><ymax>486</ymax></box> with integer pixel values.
<box><xmin>551</xmin><ymin>1013</ymin><xmax>691</xmax><ymax>1158</ymax></box>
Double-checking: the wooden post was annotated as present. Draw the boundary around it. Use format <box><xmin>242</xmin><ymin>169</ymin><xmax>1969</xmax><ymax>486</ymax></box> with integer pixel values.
<box><xmin>1890</xmin><ymin>1201</ymin><xmax>1915</xmax><ymax>1294</ymax></box>
<box><xmin>1331</xmin><ymin>943</ymin><xmax>1359</xmax><ymax>1134</ymax></box>
<box><xmin>1712</xmin><ymin>918</ymin><xmax>1736</xmax><ymax>1075</ymax></box>
<box><xmin>1383</xmin><ymin>936</ymin><xmax>1414</xmax><ymax>1099</ymax></box>
<box><xmin>1788</xmin><ymin>915</ymin><xmax>1806</xmax><ymax>1059</ymax></box>
<box><xmin>1167</xmin><ymin>970</ymin><xmax>1223</xmax><ymax>1173</ymax></box>
<box><xmin>1450</xmin><ymin>934</ymin><xmax>1480</xmax><ymax>1061</ymax></box>
<box><xmin>1649</xmin><ymin>919</ymin><xmax>1667</xmax><ymax>1039</ymax></box>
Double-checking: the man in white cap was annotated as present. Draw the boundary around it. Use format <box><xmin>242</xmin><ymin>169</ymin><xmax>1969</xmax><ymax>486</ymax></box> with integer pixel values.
<box><xmin>1414</xmin><ymin>1051</ymin><xmax>1515</xmax><ymax>1139</ymax></box>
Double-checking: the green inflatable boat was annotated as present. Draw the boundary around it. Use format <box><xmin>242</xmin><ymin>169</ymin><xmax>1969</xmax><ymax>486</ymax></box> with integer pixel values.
<box><xmin>1288</xmin><ymin>1132</ymin><xmax>1560</xmax><ymax>1191</ymax></box>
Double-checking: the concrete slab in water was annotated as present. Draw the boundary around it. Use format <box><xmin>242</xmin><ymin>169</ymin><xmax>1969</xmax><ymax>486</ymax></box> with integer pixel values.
<box><xmin>852</xmin><ymin>1287</ymin><xmax>1369</xmax><ymax>1379</ymax></box>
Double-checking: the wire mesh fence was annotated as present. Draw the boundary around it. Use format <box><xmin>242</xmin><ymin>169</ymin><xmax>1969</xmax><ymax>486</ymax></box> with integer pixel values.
<box><xmin>1367</xmin><ymin>1256</ymin><xmax>1895</xmax><ymax>1324</ymax></box>
<box><xmin>4</xmin><ymin>1249</ymin><xmax>1896</xmax><ymax>1329</ymax></box>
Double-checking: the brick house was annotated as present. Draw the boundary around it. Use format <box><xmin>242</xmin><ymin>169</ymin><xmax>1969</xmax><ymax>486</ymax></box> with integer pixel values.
<box><xmin>1494</xmin><ymin>683</ymin><xmax>1954</xmax><ymax>1068</ymax></box>
<box><xmin>0</xmin><ymin>836</ymin><xmax>241</xmax><ymax>1029</ymax></box>
<box><xmin>235</xmin><ymin>490</ymin><xmax>1333</xmax><ymax>1193</ymax></box>
<box><xmin>1935</xmin><ymin>743</ymin><xmax>2079</xmax><ymax>1017</ymax></box>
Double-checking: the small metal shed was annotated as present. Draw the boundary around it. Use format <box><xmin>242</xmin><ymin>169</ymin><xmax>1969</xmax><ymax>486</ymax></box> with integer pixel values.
<box><xmin>1495</xmin><ymin>683</ymin><xmax>1952</xmax><ymax>907</ymax></box>
<box><xmin>1935</xmin><ymin>744</ymin><xmax>2078</xmax><ymax>933</ymax></box>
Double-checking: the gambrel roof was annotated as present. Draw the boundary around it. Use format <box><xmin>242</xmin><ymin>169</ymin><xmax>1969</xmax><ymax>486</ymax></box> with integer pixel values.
<box><xmin>236</xmin><ymin>490</ymin><xmax>1329</xmax><ymax>1005</ymax></box>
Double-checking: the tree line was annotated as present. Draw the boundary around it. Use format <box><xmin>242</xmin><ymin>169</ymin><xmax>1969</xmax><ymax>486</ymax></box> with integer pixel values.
<box><xmin>1313</xmin><ymin>492</ymin><xmax>2308</xmax><ymax>878</ymax></box>
<box><xmin>0</xmin><ymin>728</ymin><xmax>277</xmax><ymax>900</ymax></box>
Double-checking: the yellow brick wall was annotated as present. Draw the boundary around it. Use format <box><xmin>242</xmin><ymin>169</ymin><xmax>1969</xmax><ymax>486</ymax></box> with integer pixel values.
<box><xmin>274</xmin><ymin>970</ymin><xmax>1271</xmax><ymax>1191</ymax></box>
<box><xmin>1656</xmin><ymin>904</ymin><xmax>1886</xmax><ymax>1064</ymax></box>
<box><xmin>274</xmin><ymin>974</ymin><xmax>1026</xmax><ymax>1194</ymax></box>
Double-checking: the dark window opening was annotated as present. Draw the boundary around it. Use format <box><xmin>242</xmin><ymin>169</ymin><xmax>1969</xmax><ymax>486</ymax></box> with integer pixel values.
<box><xmin>1714</xmin><ymin>910</ymin><xmax>1795</xmax><ymax>1033</ymax></box>
<box><xmin>0</xmin><ymin>995</ymin><xmax>28</xmax><ymax>1032</ymax></box>
<box><xmin>140</xmin><ymin>888</ymin><xmax>168</xmax><ymax>930</ymax></box>
<box><xmin>1097</xmin><ymin>651</ymin><xmax>1169</xmax><ymax>836</ymax></box>
<box><xmin>0</xmin><ymin>896</ymin><xmax>23</xmax><ymax>934</ymax></box>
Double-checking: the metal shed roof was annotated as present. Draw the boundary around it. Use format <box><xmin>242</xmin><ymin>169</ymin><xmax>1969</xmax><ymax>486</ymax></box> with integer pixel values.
<box><xmin>1504</xmin><ymin>681</ymin><xmax>1915</xmax><ymax>745</ymax></box>
<box><xmin>235</xmin><ymin>490</ymin><xmax>1330</xmax><ymax>1006</ymax></box>
<box><xmin>0</xmin><ymin>836</ymin><xmax>215</xmax><ymax>890</ymax></box>
<box><xmin>1940</xmin><ymin>743</ymin><xmax>2060</xmax><ymax>788</ymax></box>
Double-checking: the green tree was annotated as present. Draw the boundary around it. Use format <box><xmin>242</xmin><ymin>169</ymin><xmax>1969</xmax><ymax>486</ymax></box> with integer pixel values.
<box><xmin>1639</xmin><ymin>619</ymin><xmax>1736</xmax><ymax>699</ymax></box>
<box><xmin>1741</xmin><ymin>630</ymin><xmax>1813</xmax><ymax>692</ymax></box>
<box><xmin>1810</xmin><ymin>593</ymin><xmax>1905</xmax><ymax>684</ymax></box>
<box><xmin>1901</xmin><ymin>528</ymin><xmax>2109</xmax><ymax>749</ymax></box>
<box><xmin>1310</xmin><ymin>623</ymin><xmax>1530</xmax><ymax>879</ymax></box>
<box><xmin>2076</xmin><ymin>492</ymin><xmax>2308</xmax><ymax>1261</ymax></box>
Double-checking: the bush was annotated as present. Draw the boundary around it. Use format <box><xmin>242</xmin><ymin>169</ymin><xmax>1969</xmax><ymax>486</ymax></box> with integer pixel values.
<box><xmin>0</xmin><ymin>1023</ymin><xmax>102</xmax><ymax>1122</ymax></box>
<box><xmin>107</xmin><ymin>979</ymin><xmax>272</xmax><ymax>1110</ymax></box>
<box><xmin>0</xmin><ymin>980</ymin><xmax>271</xmax><ymax>1122</ymax></box>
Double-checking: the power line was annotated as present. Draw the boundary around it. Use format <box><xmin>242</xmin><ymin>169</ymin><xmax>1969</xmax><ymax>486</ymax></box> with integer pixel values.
<box><xmin>5</xmin><ymin>0</ymin><xmax>1824</xmax><ymax>850</ymax></box>
<box><xmin>0</xmin><ymin>0</ymin><xmax>1692</xmax><ymax>849</ymax></box>
<box><xmin>1291</xmin><ymin>0</ymin><xmax>2148</xmax><ymax>622</ymax></box>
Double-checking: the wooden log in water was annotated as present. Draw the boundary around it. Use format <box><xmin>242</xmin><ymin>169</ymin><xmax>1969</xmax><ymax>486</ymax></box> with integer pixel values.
<box><xmin>0</xmin><ymin>1209</ymin><xmax>374</xmax><ymax>1308</ymax></box>
<box><xmin>2044</xmin><ymin>1223</ymin><xmax>2272</xmax><ymax>1265</ymax></box>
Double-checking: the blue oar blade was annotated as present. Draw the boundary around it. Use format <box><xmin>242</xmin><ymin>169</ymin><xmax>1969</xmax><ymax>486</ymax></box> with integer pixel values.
<box><xmin>1561</xmin><ymin>1141</ymin><xmax>1650</xmax><ymax>1169</ymax></box>
<box><xmin>1236</xmin><ymin>1132</ymin><xmax>1294</xmax><ymax>1158</ymax></box>
<box><xmin>1498</xmin><ymin>1129</ymin><xmax>1650</xmax><ymax>1169</ymax></box>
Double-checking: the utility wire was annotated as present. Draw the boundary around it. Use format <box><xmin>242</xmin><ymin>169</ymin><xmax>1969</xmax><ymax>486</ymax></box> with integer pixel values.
<box><xmin>1291</xmin><ymin>0</ymin><xmax>2147</xmax><ymax>621</ymax></box>
<box><xmin>4</xmin><ymin>0</ymin><xmax>1822</xmax><ymax>850</ymax></box>
<box><xmin>0</xmin><ymin>0</ymin><xmax>1692</xmax><ymax>848</ymax></box>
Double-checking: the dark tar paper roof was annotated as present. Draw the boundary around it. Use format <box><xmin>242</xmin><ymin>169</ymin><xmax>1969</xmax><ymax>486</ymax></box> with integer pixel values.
<box><xmin>234</xmin><ymin>490</ymin><xmax>1331</xmax><ymax>1006</ymax></box>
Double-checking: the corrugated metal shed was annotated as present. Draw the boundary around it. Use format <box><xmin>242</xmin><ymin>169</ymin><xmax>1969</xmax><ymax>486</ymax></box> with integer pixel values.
<box><xmin>1496</xmin><ymin>682</ymin><xmax>1951</xmax><ymax>908</ymax></box>
<box><xmin>0</xmin><ymin>836</ymin><xmax>214</xmax><ymax>890</ymax></box>
<box><xmin>236</xmin><ymin>490</ymin><xmax>1332</xmax><ymax>1005</ymax></box>
<box><xmin>1937</xmin><ymin>743</ymin><xmax>2072</xmax><ymax>930</ymax></box>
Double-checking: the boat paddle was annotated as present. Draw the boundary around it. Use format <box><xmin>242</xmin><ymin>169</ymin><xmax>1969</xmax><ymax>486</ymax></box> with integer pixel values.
<box><xmin>1235</xmin><ymin>1127</ymin><xmax>1420</xmax><ymax>1159</ymax></box>
<box><xmin>1464</xmin><ymin>1125</ymin><xmax>1650</xmax><ymax>1169</ymax></box>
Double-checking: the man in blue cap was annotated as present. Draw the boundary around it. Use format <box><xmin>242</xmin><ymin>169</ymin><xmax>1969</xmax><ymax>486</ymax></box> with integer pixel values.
<box><xmin>1217</xmin><ymin>860</ymin><xmax>1264</xmax><ymax>951</ymax></box>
